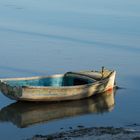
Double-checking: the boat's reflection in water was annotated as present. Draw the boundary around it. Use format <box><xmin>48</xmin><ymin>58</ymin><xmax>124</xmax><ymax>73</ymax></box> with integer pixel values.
<box><xmin>0</xmin><ymin>89</ymin><xmax>116</xmax><ymax>128</ymax></box>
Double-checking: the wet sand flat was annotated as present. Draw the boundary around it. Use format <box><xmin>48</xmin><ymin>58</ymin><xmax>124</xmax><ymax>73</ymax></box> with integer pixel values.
<box><xmin>28</xmin><ymin>127</ymin><xmax>140</xmax><ymax>140</ymax></box>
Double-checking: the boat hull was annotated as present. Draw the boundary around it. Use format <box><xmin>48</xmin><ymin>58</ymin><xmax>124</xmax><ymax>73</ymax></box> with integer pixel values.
<box><xmin>0</xmin><ymin>69</ymin><xmax>116</xmax><ymax>101</ymax></box>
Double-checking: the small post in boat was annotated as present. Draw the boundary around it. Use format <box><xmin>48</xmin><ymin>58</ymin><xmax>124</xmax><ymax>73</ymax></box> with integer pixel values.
<box><xmin>101</xmin><ymin>66</ymin><xmax>104</xmax><ymax>79</ymax></box>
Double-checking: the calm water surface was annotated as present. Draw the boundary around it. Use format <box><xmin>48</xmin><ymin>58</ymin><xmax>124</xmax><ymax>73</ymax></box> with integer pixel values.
<box><xmin>0</xmin><ymin>0</ymin><xmax>140</xmax><ymax>139</ymax></box>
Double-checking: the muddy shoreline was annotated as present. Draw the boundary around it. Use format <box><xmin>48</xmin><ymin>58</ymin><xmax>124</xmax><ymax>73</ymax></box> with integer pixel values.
<box><xmin>27</xmin><ymin>127</ymin><xmax>140</xmax><ymax>140</ymax></box>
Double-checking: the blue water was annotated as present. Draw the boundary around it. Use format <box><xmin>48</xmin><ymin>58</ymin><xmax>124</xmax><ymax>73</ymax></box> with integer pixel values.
<box><xmin>0</xmin><ymin>0</ymin><xmax>140</xmax><ymax>139</ymax></box>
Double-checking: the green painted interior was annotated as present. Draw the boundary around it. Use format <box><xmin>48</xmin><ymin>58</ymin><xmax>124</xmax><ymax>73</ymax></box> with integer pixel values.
<box><xmin>6</xmin><ymin>76</ymin><xmax>94</xmax><ymax>87</ymax></box>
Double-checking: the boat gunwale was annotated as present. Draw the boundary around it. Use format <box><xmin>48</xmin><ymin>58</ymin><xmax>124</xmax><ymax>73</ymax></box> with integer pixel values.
<box><xmin>0</xmin><ymin>70</ymin><xmax>115</xmax><ymax>89</ymax></box>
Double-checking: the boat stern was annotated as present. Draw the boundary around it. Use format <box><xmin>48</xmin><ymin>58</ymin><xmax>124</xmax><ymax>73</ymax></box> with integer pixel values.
<box><xmin>0</xmin><ymin>81</ymin><xmax>22</xmax><ymax>100</ymax></box>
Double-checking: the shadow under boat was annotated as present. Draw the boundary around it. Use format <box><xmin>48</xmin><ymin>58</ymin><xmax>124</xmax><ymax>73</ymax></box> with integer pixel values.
<box><xmin>0</xmin><ymin>89</ymin><xmax>116</xmax><ymax>128</ymax></box>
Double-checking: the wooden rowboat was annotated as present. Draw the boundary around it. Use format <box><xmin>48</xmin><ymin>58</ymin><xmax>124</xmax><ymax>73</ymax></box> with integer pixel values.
<box><xmin>0</xmin><ymin>89</ymin><xmax>115</xmax><ymax>128</ymax></box>
<box><xmin>0</xmin><ymin>68</ymin><xmax>116</xmax><ymax>101</ymax></box>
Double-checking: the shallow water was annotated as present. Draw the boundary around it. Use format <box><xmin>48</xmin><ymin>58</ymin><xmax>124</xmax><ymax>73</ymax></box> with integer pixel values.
<box><xmin>0</xmin><ymin>0</ymin><xmax>140</xmax><ymax>139</ymax></box>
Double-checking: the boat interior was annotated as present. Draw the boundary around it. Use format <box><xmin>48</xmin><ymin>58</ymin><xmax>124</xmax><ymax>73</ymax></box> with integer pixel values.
<box><xmin>4</xmin><ymin>74</ymin><xmax>96</xmax><ymax>87</ymax></box>
<box><xmin>1</xmin><ymin>69</ymin><xmax>113</xmax><ymax>87</ymax></box>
